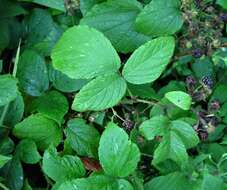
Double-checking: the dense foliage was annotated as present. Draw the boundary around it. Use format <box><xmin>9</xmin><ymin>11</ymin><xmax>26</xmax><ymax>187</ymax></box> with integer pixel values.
<box><xmin>0</xmin><ymin>0</ymin><xmax>227</xmax><ymax>189</ymax></box>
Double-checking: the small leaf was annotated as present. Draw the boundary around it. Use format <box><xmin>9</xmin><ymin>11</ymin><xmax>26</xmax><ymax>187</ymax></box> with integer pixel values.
<box><xmin>139</xmin><ymin>116</ymin><xmax>169</xmax><ymax>140</ymax></box>
<box><xmin>17</xmin><ymin>49</ymin><xmax>49</xmax><ymax>96</ymax></box>
<box><xmin>0</xmin><ymin>154</ymin><xmax>11</xmax><ymax>168</ymax></box>
<box><xmin>135</xmin><ymin>0</ymin><xmax>183</xmax><ymax>36</ymax></box>
<box><xmin>30</xmin><ymin>91</ymin><xmax>68</xmax><ymax>124</ymax></box>
<box><xmin>13</xmin><ymin>113</ymin><xmax>62</xmax><ymax>151</ymax></box>
<box><xmin>51</xmin><ymin>25</ymin><xmax>121</xmax><ymax>79</ymax></box>
<box><xmin>65</xmin><ymin>118</ymin><xmax>100</xmax><ymax>158</ymax></box>
<box><xmin>80</xmin><ymin>0</ymin><xmax>150</xmax><ymax>53</ymax></box>
<box><xmin>153</xmin><ymin>131</ymin><xmax>188</xmax><ymax>165</ymax></box>
<box><xmin>0</xmin><ymin>94</ymin><xmax>24</xmax><ymax>127</ymax></box>
<box><xmin>122</xmin><ymin>37</ymin><xmax>175</xmax><ymax>84</ymax></box>
<box><xmin>72</xmin><ymin>74</ymin><xmax>127</xmax><ymax>111</ymax></box>
<box><xmin>0</xmin><ymin>74</ymin><xmax>18</xmax><ymax>107</ymax></box>
<box><xmin>99</xmin><ymin>122</ymin><xmax>140</xmax><ymax>177</ymax></box>
<box><xmin>171</xmin><ymin>120</ymin><xmax>199</xmax><ymax>149</ymax></box>
<box><xmin>165</xmin><ymin>91</ymin><xmax>192</xmax><ymax>110</ymax></box>
<box><xmin>42</xmin><ymin>146</ymin><xmax>86</xmax><ymax>182</ymax></box>
<box><xmin>16</xmin><ymin>139</ymin><xmax>41</xmax><ymax>164</ymax></box>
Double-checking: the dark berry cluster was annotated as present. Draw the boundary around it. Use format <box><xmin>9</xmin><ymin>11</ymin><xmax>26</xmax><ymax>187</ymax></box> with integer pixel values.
<box><xmin>192</xmin><ymin>49</ymin><xmax>203</xmax><ymax>58</ymax></box>
<box><xmin>220</xmin><ymin>13</ymin><xmax>227</xmax><ymax>22</ymax></box>
<box><xmin>201</xmin><ymin>76</ymin><xmax>213</xmax><ymax>89</ymax></box>
<box><xmin>194</xmin><ymin>110</ymin><xmax>220</xmax><ymax>141</ymax></box>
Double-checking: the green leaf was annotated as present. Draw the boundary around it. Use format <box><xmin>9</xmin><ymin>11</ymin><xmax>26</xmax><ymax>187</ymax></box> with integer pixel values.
<box><xmin>0</xmin><ymin>137</ymin><xmax>14</xmax><ymax>155</ymax></box>
<box><xmin>153</xmin><ymin>131</ymin><xmax>188</xmax><ymax>166</ymax></box>
<box><xmin>80</xmin><ymin>0</ymin><xmax>105</xmax><ymax>15</ymax></box>
<box><xmin>99</xmin><ymin>122</ymin><xmax>140</xmax><ymax>177</ymax></box>
<box><xmin>13</xmin><ymin>114</ymin><xmax>62</xmax><ymax>151</ymax></box>
<box><xmin>135</xmin><ymin>0</ymin><xmax>183</xmax><ymax>36</ymax></box>
<box><xmin>144</xmin><ymin>172</ymin><xmax>192</xmax><ymax>190</ymax></box>
<box><xmin>81</xmin><ymin>0</ymin><xmax>150</xmax><ymax>53</ymax></box>
<box><xmin>0</xmin><ymin>20</ymin><xmax>10</xmax><ymax>52</ymax></box>
<box><xmin>217</xmin><ymin>0</ymin><xmax>227</xmax><ymax>9</ymax></box>
<box><xmin>0</xmin><ymin>94</ymin><xmax>24</xmax><ymax>127</ymax></box>
<box><xmin>0</xmin><ymin>0</ymin><xmax>26</xmax><ymax>18</ymax></box>
<box><xmin>57</xmin><ymin>175</ymin><xmax>133</xmax><ymax>190</ymax></box>
<box><xmin>17</xmin><ymin>49</ymin><xmax>49</xmax><ymax>96</ymax></box>
<box><xmin>0</xmin><ymin>154</ymin><xmax>11</xmax><ymax>168</ymax></box>
<box><xmin>165</xmin><ymin>91</ymin><xmax>192</xmax><ymax>110</ymax></box>
<box><xmin>141</xmin><ymin>117</ymin><xmax>199</xmax><ymax>166</ymax></box>
<box><xmin>201</xmin><ymin>173</ymin><xmax>226</xmax><ymax>190</ymax></box>
<box><xmin>30</xmin><ymin>91</ymin><xmax>68</xmax><ymax>124</ymax></box>
<box><xmin>16</xmin><ymin>139</ymin><xmax>41</xmax><ymax>164</ymax></box>
<box><xmin>51</xmin><ymin>25</ymin><xmax>121</xmax><ymax>79</ymax></box>
<box><xmin>0</xmin><ymin>157</ymin><xmax>23</xmax><ymax>190</ymax></box>
<box><xmin>42</xmin><ymin>146</ymin><xmax>85</xmax><ymax>182</ymax></box>
<box><xmin>18</xmin><ymin>0</ymin><xmax>65</xmax><ymax>11</ymax></box>
<box><xmin>65</xmin><ymin>118</ymin><xmax>100</xmax><ymax>158</ymax></box>
<box><xmin>122</xmin><ymin>37</ymin><xmax>175</xmax><ymax>84</ymax></box>
<box><xmin>139</xmin><ymin>116</ymin><xmax>169</xmax><ymax>140</ymax></box>
<box><xmin>171</xmin><ymin>120</ymin><xmax>199</xmax><ymax>149</ymax></box>
<box><xmin>72</xmin><ymin>74</ymin><xmax>127</xmax><ymax>111</ymax></box>
<box><xmin>25</xmin><ymin>9</ymin><xmax>63</xmax><ymax>56</ymax></box>
<box><xmin>0</xmin><ymin>74</ymin><xmax>18</xmax><ymax>107</ymax></box>
<box><xmin>48</xmin><ymin>64</ymin><xmax>89</xmax><ymax>93</ymax></box>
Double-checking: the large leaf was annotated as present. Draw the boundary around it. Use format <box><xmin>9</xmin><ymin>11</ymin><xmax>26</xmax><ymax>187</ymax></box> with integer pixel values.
<box><xmin>0</xmin><ymin>74</ymin><xmax>18</xmax><ymax>107</ymax></box>
<box><xmin>0</xmin><ymin>157</ymin><xmax>23</xmax><ymax>190</ymax></box>
<box><xmin>135</xmin><ymin>0</ymin><xmax>183</xmax><ymax>36</ymax></box>
<box><xmin>48</xmin><ymin>64</ymin><xmax>89</xmax><ymax>93</ymax></box>
<box><xmin>42</xmin><ymin>146</ymin><xmax>85</xmax><ymax>182</ymax></box>
<box><xmin>13</xmin><ymin>114</ymin><xmax>62</xmax><ymax>151</ymax></box>
<box><xmin>18</xmin><ymin>0</ymin><xmax>65</xmax><ymax>11</ymax></box>
<box><xmin>80</xmin><ymin>0</ymin><xmax>105</xmax><ymax>15</ymax></box>
<box><xmin>30</xmin><ymin>91</ymin><xmax>68</xmax><ymax>125</ymax></box>
<box><xmin>17</xmin><ymin>49</ymin><xmax>49</xmax><ymax>96</ymax></box>
<box><xmin>99</xmin><ymin>122</ymin><xmax>140</xmax><ymax>177</ymax></box>
<box><xmin>139</xmin><ymin>115</ymin><xmax>169</xmax><ymax>140</ymax></box>
<box><xmin>80</xmin><ymin>0</ymin><xmax>150</xmax><ymax>53</ymax></box>
<box><xmin>122</xmin><ymin>37</ymin><xmax>175</xmax><ymax>84</ymax></box>
<box><xmin>16</xmin><ymin>139</ymin><xmax>41</xmax><ymax>164</ymax></box>
<box><xmin>0</xmin><ymin>0</ymin><xmax>26</xmax><ymax>18</ymax></box>
<box><xmin>57</xmin><ymin>175</ymin><xmax>133</xmax><ymax>190</ymax></box>
<box><xmin>51</xmin><ymin>25</ymin><xmax>121</xmax><ymax>79</ymax></box>
<box><xmin>24</xmin><ymin>9</ymin><xmax>63</xmax><ymax>56</ymax></box>
<box><xmin>72</xmin><ymin>74</ymin><xmax>127</xmax><ymax>111</ymax></box>
<box><xmin>171</xmin><ymin>120</ymin><xmax>199</xmax><ymax>149</ymax></box>
<box><xmin>217</xmin><ymin>0</ymin><xmax>227</xmax><ymax>9</ymax></box>
<box><xmin>65</xmin><ymin>118</ymin><xmax>100</xmax><ymax>158</ymax></box>
<box><xmin>144</xmin><ymin>172</ymin><xmax>192</xmax><ymax>190</ymax></box>
<box><xmin>165</xmin><ymin>91</ymin><xmax>192</xmax><ymax>110</ymax></box>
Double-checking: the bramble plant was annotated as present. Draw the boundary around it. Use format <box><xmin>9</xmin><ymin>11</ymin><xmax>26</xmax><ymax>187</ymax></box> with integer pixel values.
<box><xmin>0</xmin><ymin>0</ymin><xmax>227</xmax><ymax>189</ymax></box>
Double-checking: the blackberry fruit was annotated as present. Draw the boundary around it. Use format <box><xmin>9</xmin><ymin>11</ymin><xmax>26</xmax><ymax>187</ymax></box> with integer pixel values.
<box><xmin>186</xmin><ymin>76</ymin><xmax>196</xmax><ymax>87</ymax></box>
<box><xmin>201</xmin><ymin>76</ymin><xmax>213</xmax><ymax>89</ymax></box>
<box><xmin>192</xmin><ymin>49</ymin><xmax>203</xmax><ymax>58</ymax></box>
<box><xmin>220</xmin><ymin>13</ymin><xmax>227</xmax><ymax>22</ymax></box>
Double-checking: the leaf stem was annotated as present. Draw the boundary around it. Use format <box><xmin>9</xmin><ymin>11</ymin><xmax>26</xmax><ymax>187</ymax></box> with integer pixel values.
<box><xmin>0</xmin><ymin>182</ymin><xmax>10</xmax><ymax>190</ymax></box>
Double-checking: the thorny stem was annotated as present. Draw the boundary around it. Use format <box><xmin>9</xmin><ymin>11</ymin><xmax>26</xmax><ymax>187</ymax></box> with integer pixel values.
<box><xmin>0</xmin><ymin>40</ymin><xmax>21</xmax><ymax>126</ymax></box>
